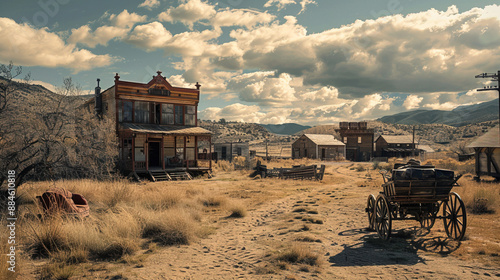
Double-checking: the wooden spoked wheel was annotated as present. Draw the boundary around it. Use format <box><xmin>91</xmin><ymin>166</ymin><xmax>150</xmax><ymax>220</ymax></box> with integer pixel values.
<box><xmin>366</xmin><ymin>194</ymin><xmax>376</xmax><ymax>231</ymax></box>
<box><xmin>375</xmin><ymin>194</ymin><xmax>392</xmax><ymax>240</ymax></box>
<box><xmin>419</xmin><ymin>203</ymin><xmax>438</xmax><ymax>229</ymax></box>
<box><xmin>443</xmin><ymin>192</ymin><xmax>467</xmax><ymax>241</ymax></box>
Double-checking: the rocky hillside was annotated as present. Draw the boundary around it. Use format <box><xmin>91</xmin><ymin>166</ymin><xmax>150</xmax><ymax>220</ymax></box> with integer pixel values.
<box><xmin>378</xmin><ymin>98</ymin><xmax>499</xmax><ymax>126</ymax></box>
<box><xmin>199</xmin><ymin>120</ymin><xmax>295</xmax><ymax>144</ymax></box>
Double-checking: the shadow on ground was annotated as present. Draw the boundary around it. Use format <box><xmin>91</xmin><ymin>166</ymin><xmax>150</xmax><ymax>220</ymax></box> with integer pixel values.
<box><xmin>329</xmin><ymin>227</ymin><xmax>461</xmax><ymax>267</ymax></box>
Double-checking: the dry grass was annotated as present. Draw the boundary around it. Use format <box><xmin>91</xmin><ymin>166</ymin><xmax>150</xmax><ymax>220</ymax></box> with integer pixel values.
<box><xmin>227</xmin><ymin>204</ymin><xmax>247</xmax><ymax>218</ymax></box>
<box><xmin>39</xmin><ymin>262</ymin><xmax>76</xmax><ymax>280</ymax></box>
<box><xmin>276</xmin><ymin>244</ymin><xmax>321</xmax><ymax>266</ymax></box>
<box><xmin>457</xmin><ymin>180</ymin><xmax>498</xmax><ymax>214</ymax></box>
<box><xmin>16</xmin><ymin>178</ymin><xmax>214</xmax><ymax>277</ymax></box>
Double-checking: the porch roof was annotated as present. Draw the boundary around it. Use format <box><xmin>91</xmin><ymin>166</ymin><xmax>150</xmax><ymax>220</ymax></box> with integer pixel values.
<box><xmin>120</xmin><ymin>123</ymin><xmax>212</xmax><ymax>135</ymax></box>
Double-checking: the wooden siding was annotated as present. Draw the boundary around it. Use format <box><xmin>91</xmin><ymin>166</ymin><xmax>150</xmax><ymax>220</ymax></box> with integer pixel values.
<box><xmin>292</xmin><ymin>135</ymin><xmax>344</xmax><ymax>160</ymax></box>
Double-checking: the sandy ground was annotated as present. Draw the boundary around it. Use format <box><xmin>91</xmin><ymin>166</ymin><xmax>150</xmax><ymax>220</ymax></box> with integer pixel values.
<box><xmin>20</xmin><ymin>162</ymin><xmax>500</xmax><ymax>279</ymax></box>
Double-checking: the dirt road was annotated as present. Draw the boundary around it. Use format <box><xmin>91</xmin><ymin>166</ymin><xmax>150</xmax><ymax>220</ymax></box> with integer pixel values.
<box><xmin>116</xmin><ymin>163</ymin><xmax>499</xmax><ymax>279</ymax></box>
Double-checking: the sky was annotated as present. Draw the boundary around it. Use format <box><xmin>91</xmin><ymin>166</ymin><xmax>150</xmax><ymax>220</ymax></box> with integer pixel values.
<box><xmin>0</xmin><ymin>0</ymin><xmax>499</xmax><ymax>125</ymax></box>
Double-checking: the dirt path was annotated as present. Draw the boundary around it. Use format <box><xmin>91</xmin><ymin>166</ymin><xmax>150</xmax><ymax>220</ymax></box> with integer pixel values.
<box><xmin>118</xmin><ymin>164</ymin><xmax>499</xmax><ymax>279</ymax></box>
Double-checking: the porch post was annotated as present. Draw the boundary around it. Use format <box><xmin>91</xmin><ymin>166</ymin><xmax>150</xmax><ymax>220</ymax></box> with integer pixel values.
<box><xmin>132</xmin><ymin>135</ymin><xmax>135</xmax><ymax>172</ymax></box>
<box><xmin>195</xmin><ymin>136</ymin><xmax>198</xmax><ymax>167</ymax></box>
<box><xmin>145</xmin><ymin>133</ymin><xmax>149</xmax><ymax>171</ymax></box>
<box><xmin>162</xmin><ymin>135</ymin><xmax>165</xmax><ymax>170</ymax></box>
<box><xmin>209</xmin><ymin>136</ymin><xmax>212</xmax><ymax>170</ymax></box>
<box><xmin>184</xmin><ymin>136</ymin><xmax>188</xmax><ymax>170</ymax></box>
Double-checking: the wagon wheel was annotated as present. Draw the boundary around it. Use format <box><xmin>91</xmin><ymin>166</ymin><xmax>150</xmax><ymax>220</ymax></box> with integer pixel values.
<box><xmin>366</xmin><ymin>194</ymin><xmax>376</xmax><ymax>231</ymax></box>
<box><xmin>419</xmin><ymin>203</ymin><xmax>439</xmax><ymax>229</ymax></box>
<box><xmin>443</xmin><ymin>192</ymin><xmax>467</xmax><ymax>241</ymax></box>
<box><xmin>375</xmin><ymin>194</ymin><xmax>392</xmax><ymax>240</ymax></box>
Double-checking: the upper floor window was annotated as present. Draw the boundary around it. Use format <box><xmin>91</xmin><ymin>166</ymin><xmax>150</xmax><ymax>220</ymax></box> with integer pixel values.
<box><xmin>118</xmin><ymin>100</ymin><xmax>133</xmax><ymax>122</ymax></box>
<box><xmin>343</xmin><ymin>137</ymin><xmax>347</xmax><ymax>143</ymax></box>
<box><xmin>175</xmin><ymin>105</ymin><xmax>183</xmax><ymax>125</ymax></box>
<box><xmin>185</xmin><ymin>105</ymin><xmax>196</xmax><ymax>126</ymax></box>
<box><xmin>161</xmin><ymin>104</ymin><xmax>174</xmax><ymax>125</ymax></box>
<box><xmin>135</xmin><ymin>101</ymin><xmax>150</xmax><ymax>124</ymax></box>
<box><xmin>358</xmin><ymin>137</ymin><xmax>362</xmax><ymax>144</ymax></box>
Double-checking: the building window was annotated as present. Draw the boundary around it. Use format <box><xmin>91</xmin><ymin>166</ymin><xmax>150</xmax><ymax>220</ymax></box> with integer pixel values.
<box><xmin>397</xmin><ymin>144</ymin><xmax>401</xmax><ymax>147</ymax></box>
<box><xmin>134</xmin><ymin>101</ymin><xmax>150</xmax><ymax>123</ymax></box>
<box><xmin>118</xmin><ymin>100</ymin><xmax>133</xmax><ymax>122</ymax></box>
<box><xmin>358</xmin><ymin>137</ymin><xmax>362</xmax><ymax>144</ymax></box>
<box><xmin>175</xmin><ymin>105</ymin><xmax>184</xmax><ymax>125</ymax></box>
<box><xmin>161</xmin><ymin>104</ymin><xmax>174</xmax><ymax>125</ymax></box>
<box><xmin>185</xmin><ymin>105</ymin><xmax>196</xmax><ymax>126</ymax></box>
<box><xmin>343</xmin><ymin>137</ymin><xmax>347</xmax><ymax>143</ymax></box>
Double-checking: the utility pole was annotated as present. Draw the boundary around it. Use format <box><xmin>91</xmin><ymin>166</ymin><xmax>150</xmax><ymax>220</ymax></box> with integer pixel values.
<box><xmin>475</xmin><ymin>70</ymin><xmax>500</xmax><ymax>123</ymax></box>
<box><xmin>412</xmin><ymin>125</ymin><xmax>415</xmax><ymax>158</ymax></box>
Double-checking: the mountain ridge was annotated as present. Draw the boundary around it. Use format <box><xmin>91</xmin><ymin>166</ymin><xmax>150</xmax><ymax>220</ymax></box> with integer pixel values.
<box><xmin>378</xmin><ymin>98</ymin><xmax>499</xmax><ymax>126</ymax></box>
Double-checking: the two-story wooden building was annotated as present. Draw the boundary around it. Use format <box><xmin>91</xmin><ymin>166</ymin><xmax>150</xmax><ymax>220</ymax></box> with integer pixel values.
<box><xmin>336</xmin><ymin>122</ymin><xmax>374</xmax><ymax>161</ymax></box>
<box><xmin>85</xmin><ymin>71</ymin><xmax>212</xmax><ymax>180</ymax></box>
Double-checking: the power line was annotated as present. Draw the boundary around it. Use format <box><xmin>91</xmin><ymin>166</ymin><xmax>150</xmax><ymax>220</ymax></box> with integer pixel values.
<box><xmin>475</xmin><ymin>70</ymin><xmax>500</xmax><ymax>123</ymax></box>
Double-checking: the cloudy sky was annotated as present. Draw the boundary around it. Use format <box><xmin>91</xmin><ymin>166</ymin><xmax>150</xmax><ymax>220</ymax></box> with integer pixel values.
<box><xmin>0</xmin><ymin>0</ymin><xmax>499</xmax><ymax>125</ymax></box>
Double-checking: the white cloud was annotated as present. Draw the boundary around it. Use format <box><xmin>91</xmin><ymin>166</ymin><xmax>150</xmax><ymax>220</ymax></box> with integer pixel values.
<box><xmin>69</xmin><ymin>10</ymin><xmax>146</xmax><ymax>48</ymax></box>
<box><xmin>199</xmin><ymin>103</ymin><xmax>292</xmax><ymax>124</ymax></box>
<box><xmin>163</xmin><ymin>29</ymin><xmax>222</xmax><ymax>56</ymax></box>
<box><xmin>211</xmin><ymin>9</ymin><xmax>275</xmax><ymax>29</ymax></box>
<box><xmin>198</xmin><ymin>5</ymin><xmax>499</xmax><ymax>98</ymax></box>
<box><xmin>298</xmin><ymin>0</ymin><xmax>316</xmax><ymax>14</ymax></box>
<box><xmin>68</xmin><ymin>25</ymin><xmax>130</xmax><ymax>48</ymax></box>
<box><xmin>127</xmin><ymin>22</ymin><xmax>172</xmax><ymax>51</ymax></box>
<box><xmin>264</xmin><ymin>0</ymin><xmax>316</xmax><ymax>14</ymax></box>
<box><xmin>158</xmin><ymin>0</ymin><xmax>216</xmax><ymax>29</ymax></box>
<box><xmin>109</xmin><ymin>10</ymin><xmax>147</xmax><ymax>28</ymax></box>
<box><xmin>264</xmin><ymin>0</ymin><xmax>296</xmax><ymax>11</ymax></box>
<box><xmin>0</xmin><ymin>18</ymin><xmax>115</xmax><ymax>72</ymax></box>
<box><xmin>138</xmin><ymin>0</ymin><xmax>160</xmax><ymax>10</ymax></box>
<box><xmin>227</xmin><ymin>72</ymin><xmax>297</xmax><ymax>105</ymax></box>
<box><xmin>403</xmin><ymin>95</ymin><xmax>424</xmax><ymax>110</ymax></box>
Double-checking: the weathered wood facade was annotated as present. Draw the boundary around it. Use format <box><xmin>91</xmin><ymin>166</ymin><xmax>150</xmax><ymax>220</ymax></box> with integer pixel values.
<box><xmin>337</xmin><ymin>122</ymin><xmax>374</xmax><ymax>161</ymax></box>
<box><xmin>214</xmin><ymin>142</ymin><xmax>250</xmax><ymax>162</ymax></box>
<box><xmin>292</xmin><ymin>134</ymin><xmax>345</xmax><ymax>160</ymax></box>
<box><xmin>467</xmin><ymin>126</ymin><xmax>500</xmax><ymax>180</ymax></box>
<box><xmin>375</xmin><ymin>135</ymin><xmax>418</xmax><ymax>158</ymax></box>
<box><xmin>85</xmin><ymin>71</ymin><xmax>212</xmax><ymax>176</ymax></box>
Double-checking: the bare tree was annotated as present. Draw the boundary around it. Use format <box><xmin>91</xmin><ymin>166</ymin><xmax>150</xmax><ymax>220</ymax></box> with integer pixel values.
<box><xmin>0</xmin><ymin>64</ymin><xmax>117</xmax><ymax>190</ymax></box>
<box><xmin>0</xmin><ymin>61</ymin><xmax>30</xmax><ymax>112</ymax></box>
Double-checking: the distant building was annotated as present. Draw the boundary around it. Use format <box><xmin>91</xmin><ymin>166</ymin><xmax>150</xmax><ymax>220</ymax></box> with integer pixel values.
<box><xmin>375</xmin><ymin>135</ymin><xmax>418</xmax><ymax>158</ymax></box>
<box><xmin>214</xmin><ymin>142</ymin><xmax>250</xmax><ymax>162</ymax></box>
<box><xmin>336</xmin><ymin>122</ymin><xmax>374</xmax><ymax>161</ymax></box>
<box><xmin>292</xmin><ymin>134</ymin><xmax>345</xmax><ymax>160</ymax></box>
<box><xmin>466</xmin><ymin>126</ymin><xmax>500</xmax><ymax>181</ymax></box>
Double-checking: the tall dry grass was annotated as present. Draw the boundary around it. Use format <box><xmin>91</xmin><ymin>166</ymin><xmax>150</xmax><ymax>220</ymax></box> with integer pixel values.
<box><xmin>16</xmin><ymin>178</ymin><xmax>231</xmax><ymax>278</ymax></box>
<box><xmin>456</xmin><ymin>179</ymin><xmax>499</xmax><ymax>214</ymax></box>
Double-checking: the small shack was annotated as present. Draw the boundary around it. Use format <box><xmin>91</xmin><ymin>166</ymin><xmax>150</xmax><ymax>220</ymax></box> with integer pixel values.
<box><xmin>466</xmin><ymin>126</ymin><xmax>500</xmax><ymax>181</ymax></box>
<box><xmin>375</xmin><ymin>135</ymin><xmax>418</xmax><ymax>158</ymax></box>
<box><xmin>292</xmin><ymin>134</ymin><xmax>345</xmax><ymax>160</ymax></box>
<box><xmin>214</xmin><ymin>142</ymin><xmax>250</xmax><ymax>162</ymax></box>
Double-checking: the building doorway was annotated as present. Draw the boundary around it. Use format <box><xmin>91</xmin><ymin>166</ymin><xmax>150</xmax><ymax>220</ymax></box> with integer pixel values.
<box><xmin>148</xmin><ymin>141</ymin><xmax>161</xmax><ymax>168</ymax></box>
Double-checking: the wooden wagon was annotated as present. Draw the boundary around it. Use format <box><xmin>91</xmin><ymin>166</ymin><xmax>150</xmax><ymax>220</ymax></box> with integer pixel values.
<box><xmin>366</xmin><ymin>160</ymin><xmax>466</xmax><ymax>240</ymax></box>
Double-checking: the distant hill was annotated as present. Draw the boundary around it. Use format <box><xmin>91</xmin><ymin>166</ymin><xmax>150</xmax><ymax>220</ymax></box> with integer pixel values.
<box><xmin>261</xmin><ymin>123</ymin><xmax>311</xmax><ymax>135</ymax></box>
<box><xmin>378</xmin><ymin>99</ymin><xmax>499</xmax><ymax>126</ymax></box>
